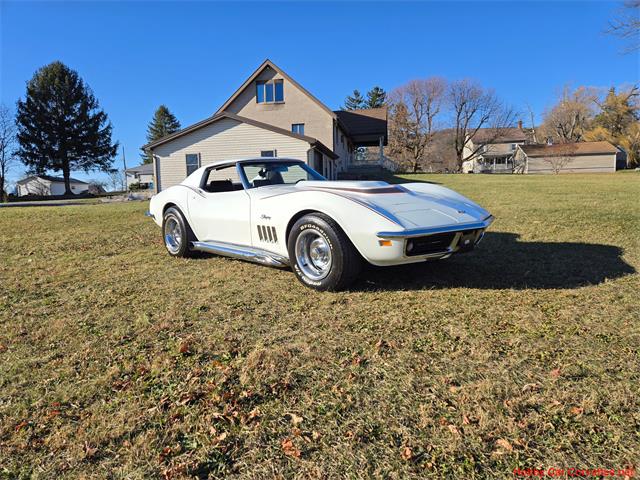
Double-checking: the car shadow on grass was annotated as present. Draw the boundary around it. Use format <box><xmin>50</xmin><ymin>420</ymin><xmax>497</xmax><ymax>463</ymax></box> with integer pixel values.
<box><xmin>354</xmin><ymin>232</ymin><xmax>636</xmax><ymax>291</ymax></box>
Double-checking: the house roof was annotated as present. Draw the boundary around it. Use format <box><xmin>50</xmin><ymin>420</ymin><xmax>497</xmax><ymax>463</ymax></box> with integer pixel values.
<box><xmin>334</xmin><ymin>108</ymin><xmax>388</xmax><ymax>146</ymax></box>
<box><xmin>518</xmin><ymin>141</ymin><xmax>618</xmax><ymax>157</ymax></box>
<box><xmin>125</xmin><ymin>163</ymin><xmax>154</xmax><ymax>174</ymax></box>
<box><xmin>215</xmin><ymin>59</ymin><xmax>337</xmax><ymax>119</ymax></box>
<box><xmin>16</xmin><ymin>174</ymin><xmax>88</xmax><ymax>185</ymax></box>
<box><xmin>472</xmin><ymin>127</ymin><xmax>528</xmax><ymax>144</ymax></box>
<box><xmin>143</xmin><ymin>111</ymin><xmax>338</xmax><ymax>159</ymax></box>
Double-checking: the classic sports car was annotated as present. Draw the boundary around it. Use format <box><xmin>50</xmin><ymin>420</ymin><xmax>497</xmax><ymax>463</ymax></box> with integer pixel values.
<box><xmin>148</xmin><ymin>158</ymin><xmax>493</xmax><ymax>291</ymax></box>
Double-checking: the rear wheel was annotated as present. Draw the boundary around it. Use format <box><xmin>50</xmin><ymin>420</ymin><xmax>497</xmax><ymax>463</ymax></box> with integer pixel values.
<box><xmin>288</xmin><ymin>213</ymin><xmax>362</xmax><ymax>291</ymax></box>
<box><xmin>163</xmin><ymin>207</ymin><xmax>197</xmax><ymax>257</ymax></box>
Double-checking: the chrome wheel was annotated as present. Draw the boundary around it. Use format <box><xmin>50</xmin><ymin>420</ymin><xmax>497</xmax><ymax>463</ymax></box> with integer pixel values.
<box><xmin>295</xmin><ymin>229</ymin><xmax>332</xmax><ymax>281</ymax></box>
<box><xmin>164</xmin><ymin>216</ymin><xmax>183</xmax><ymax>254</ymax></box>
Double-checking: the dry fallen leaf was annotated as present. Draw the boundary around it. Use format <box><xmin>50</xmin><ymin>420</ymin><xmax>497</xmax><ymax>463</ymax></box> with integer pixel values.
<box><xmin>550</xmin><ymin>368</ymin><xmax>561</xmax><ymax>378</ymax></box>
<box><xmin>84</xmin><ymin>442</ymin><xmax>98</xmax><ymax>459</ymax></box>
<box><xmin>286</xmin><ymin>413</ymin><xmax>303</xmax><ymax>425</ymax></box>
<box><xmin>570</xmin><ymin>406</ymin><xmax>584</xmax><ymax>416</ymax></box>
<box><xmin>496</xmin><ymin>439</ymin><xmax>513</xmax><ymax>452</ymax></box>
<box><xmin>401</xmin><ymin>446</ymin><xmax>413</xmax><ymax>460</ymax></box>
<box><xmin>447</xmin><ymin>424</ymin><xmax>461</xmax><ymax>436</ymax></box>
<box><xmin>178</xmin><ymin>341</ymin><xmax>191</xmax><ymax>355</ymax></box>
<box><xmin>281</xmin><ymin>438</ymin><xmax>301</xmax><ymax>458</ymax></box>
<box><xmin>462</xmin><ymin>415</ymin><xmax>471</xmax><ymax>425</ymax></box>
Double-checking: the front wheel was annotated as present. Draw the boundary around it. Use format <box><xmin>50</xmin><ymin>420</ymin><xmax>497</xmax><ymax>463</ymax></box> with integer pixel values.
<box><xmin>288</xmin><ymin>213</ymin><xmax>362</xmax><ymax>291</ymax></box>
<box><xmin>162</xmin><ymin>207</ymin><xmax>197</xmax><ymax>257</ymax></box>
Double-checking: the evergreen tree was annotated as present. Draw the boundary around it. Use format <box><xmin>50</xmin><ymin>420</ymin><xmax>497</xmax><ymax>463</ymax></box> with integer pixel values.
<box><xmin>141</xmin><ymin>105</ymin><xmax>181</xmax><ymax>164</ymax></box>
<box><xmin>343</xmin><ymin>90</ymin><xmax>366</xmax><ymax>110</ymax></box>
<box><xmin>366</xmin><ymin>86</ymin><xmax>387</xmax><ymax>108</ymax></box>
<box><xmin>16</xmin><ymin>61</ymin><xmax>118</xmax><ymax>195</ymax></box>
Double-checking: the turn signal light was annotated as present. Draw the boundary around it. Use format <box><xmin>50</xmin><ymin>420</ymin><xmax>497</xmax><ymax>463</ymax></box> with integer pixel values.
<box><xmin>378</xmin><ymin>240</ymin><xmax>393</xmax><ymax>247</ymax></box>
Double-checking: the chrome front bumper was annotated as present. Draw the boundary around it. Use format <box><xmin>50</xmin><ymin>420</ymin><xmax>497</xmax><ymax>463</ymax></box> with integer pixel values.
<box><xmin>376</xmin><ymin>215</ymin><xmax>495</xmax><ymax>239</ymax></box>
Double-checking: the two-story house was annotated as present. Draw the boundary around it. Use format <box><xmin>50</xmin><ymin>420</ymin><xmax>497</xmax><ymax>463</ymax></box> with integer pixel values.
<box><xmin>461</xmin><ymin>123</ymin><xmax>530</xmax><ymax>173</ymax></box>
<box><xmin>144</xmin><ymin>59</ymin><xmax>387</xmax><ymax>192</ymax></box>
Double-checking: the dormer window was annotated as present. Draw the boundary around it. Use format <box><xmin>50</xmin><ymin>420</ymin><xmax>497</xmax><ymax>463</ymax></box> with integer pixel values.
<box><xmin>256</xmin><ymin>79</ymin><xmax>284</xmax><ymax>104</ymax></box>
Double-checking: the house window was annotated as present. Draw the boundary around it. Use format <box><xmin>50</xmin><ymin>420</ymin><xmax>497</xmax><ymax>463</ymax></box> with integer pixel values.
<box><xmin>511</xmin><ymin>143</ymin><xmax>517</xmax><ymax>151</ymax></box>
<box><xmin>261</xmin><ymin>150</ymin><xmax>277</xmax><ymax>157</ymax></box>
<box><xmin>186</xmin><ymin>153</ymin><xmax>200</xmax><ymax>176</ymax></box>
<box><xmin>256</xmin><ymin>79</ymin><xmax>284</xmax><ymax>104</ymax></box>
<box><xmin>292</xmin><ymin>123</ymin><xmax>305</xmax><ymax>135</ymax></box>
<box><xmin>274</xmin><ymin>79</ymin><xmax>284</xmax><ymax>102</ymax></box>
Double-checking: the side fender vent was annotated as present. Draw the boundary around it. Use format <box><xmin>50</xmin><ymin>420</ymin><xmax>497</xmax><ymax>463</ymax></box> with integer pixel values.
<box><xmin>257</xmin><ymin>225</ymin><xmax>278</xmax><ymax>243</ymax></box>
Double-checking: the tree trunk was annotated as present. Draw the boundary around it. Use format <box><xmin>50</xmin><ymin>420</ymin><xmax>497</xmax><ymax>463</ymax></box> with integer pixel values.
<box><xmin>62</xmin><ymin>162</ymin><xmax>72</xmax><ymax>195</ymax></box>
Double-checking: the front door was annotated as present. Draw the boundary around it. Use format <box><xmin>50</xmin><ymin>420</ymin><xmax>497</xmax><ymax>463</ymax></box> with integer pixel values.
<box><xmin>187</xmin><ymin>164</ymin><xmax>251</xmax><ymax>245</ymax></box>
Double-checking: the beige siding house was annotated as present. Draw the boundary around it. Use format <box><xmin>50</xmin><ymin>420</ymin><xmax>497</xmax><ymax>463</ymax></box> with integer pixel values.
<box><xmin>144</xmin><ymin>59</ymin><xmax>388</xmax><ymax>192</ymax></box>
<box><xmin>515</xmin><ymin>141</ymin><xmax>619</xmax><ymax>174</ymax></box>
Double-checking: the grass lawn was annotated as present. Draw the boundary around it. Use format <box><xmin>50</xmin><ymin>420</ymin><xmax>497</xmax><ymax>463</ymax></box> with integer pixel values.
<box><xmin>1</xmin><ymin>173</ymin><xmax>638</xmax><ymax>479</ymax></box>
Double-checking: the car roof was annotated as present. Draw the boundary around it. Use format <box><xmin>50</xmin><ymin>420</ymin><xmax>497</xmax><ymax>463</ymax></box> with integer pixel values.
<box><xmin>213</xmin><ymin>157</ymin><xmax>304</xmax><ymax>167</ymax></box>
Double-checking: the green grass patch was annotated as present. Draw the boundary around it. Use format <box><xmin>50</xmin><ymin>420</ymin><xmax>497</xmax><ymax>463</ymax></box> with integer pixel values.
<box><xmin>1</xmin><ymin>173</ymin><xmax>638</xmax><ymax>478</ymax></box>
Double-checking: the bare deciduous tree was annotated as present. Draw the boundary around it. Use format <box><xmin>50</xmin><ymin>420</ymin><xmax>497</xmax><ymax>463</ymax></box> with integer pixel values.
<box><xmin>388</xmin><ymin>78</ymin><xmax>446</xmax><ymax>173</ymax></box>
<box><xmin>607</xmin><ymin>0</ymin><xmax>640</xmax><ymax>53</ymax></box>
<box><xmin>544</xmin><ymin>144</ymin><xmax>578</xmax><ymax>174</ymax></box>
<box><xmin>108</xmin><ymin>169</ymin><xmax>126</xmax><ymax>192</ymax></box>
<box><xmin>540</xmin><ymin>86</ymin><xmax>597</xmax><ymax>143</ymax></box>
<box><xmin>0</xmin><ymin>104</ymin><xmax>17</xmax><ymax>202</ymax></box>
<box><xmin>448</xmin><ymin>79</ymin><xmax>516</xmax><ymax>170</ymax></box>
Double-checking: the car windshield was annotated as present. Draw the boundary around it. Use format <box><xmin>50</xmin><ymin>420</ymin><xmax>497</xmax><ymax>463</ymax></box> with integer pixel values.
<box><xmin>240</xmin><ymin>161</ymin><xmax>325</xmax><ymax>188</ymax></box>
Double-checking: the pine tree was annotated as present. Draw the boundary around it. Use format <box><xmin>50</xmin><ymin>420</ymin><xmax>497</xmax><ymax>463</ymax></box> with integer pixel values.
<box><xmin>343</xmin><ymin>90</ymin><xmax>366</xmax><ymax>110</ymax></box>
<box><xmin>366</xmin><ymin>86</ymin><xmax>387</xmax><ymax>108</ymax></box>
<box><xmin>141</xmin><ymin>105</ymin><xmax>181</xmax><ymax>164</ymax></box>
<box><xmin>16</xmin><ymin>61</ymin><xmax>118</xmax><ymax>195</ymax></box>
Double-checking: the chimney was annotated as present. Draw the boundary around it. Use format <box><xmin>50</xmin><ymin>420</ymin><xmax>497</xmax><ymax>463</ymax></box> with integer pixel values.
<box><xmin>517</xmin><ymin>119</ymin><xmax>523</xmax><ymax>130</ymax></box>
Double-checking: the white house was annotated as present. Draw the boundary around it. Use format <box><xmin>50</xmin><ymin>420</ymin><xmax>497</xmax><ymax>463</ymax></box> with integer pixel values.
<box><xmin>16</xmin><ymin>175</ymin><xmax>89</xmax><ymax>196</ymax></box>
<box><xmin>143</xmin><ymin>59</ymin><xmax>388</xmax><ymax>193</ymax></box>
<box><xmin>125</xmin><ymin>163</ymin><xmax>154</xmax><ymax>190</ymax></box>
<box><xmin>461</xmin><ymin>124</ymin><xmax>531</xmax><ymax>174</ymax></box>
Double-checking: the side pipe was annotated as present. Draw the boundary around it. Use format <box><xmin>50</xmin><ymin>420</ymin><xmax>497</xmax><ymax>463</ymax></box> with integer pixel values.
<box><xmin>191</xmin><ymin>241</ymin><xmax>290</xmax><ymax>268</ymax></box>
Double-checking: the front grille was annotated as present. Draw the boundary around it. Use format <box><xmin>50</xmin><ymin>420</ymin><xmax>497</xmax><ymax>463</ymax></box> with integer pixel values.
<box><xmin>405</xmin><ymin>232</ymin><xmax>456</xmax><ymax>256</ymax></box>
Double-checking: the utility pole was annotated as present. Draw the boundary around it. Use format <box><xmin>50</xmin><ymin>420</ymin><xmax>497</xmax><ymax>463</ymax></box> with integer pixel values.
<box><xmin>122</xmin><ymin>145</ymin><xmax>127</xmax><ymax>171</ymax></box>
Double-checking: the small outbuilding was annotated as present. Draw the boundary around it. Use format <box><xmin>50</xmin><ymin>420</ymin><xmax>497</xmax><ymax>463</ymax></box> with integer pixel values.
<box><xmin>16</xmin><ymin>175</ymin><xmax>89</xmax><ymax>196</ymax></box>
<box><xmin>515</xmin><ymin>141</ymin><xmax>620</xmax><ymax>174</ymax></box>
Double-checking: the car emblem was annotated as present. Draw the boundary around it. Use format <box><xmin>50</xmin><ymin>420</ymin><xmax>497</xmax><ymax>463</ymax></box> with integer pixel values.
<box><xmin>457</xmin><ymin>210</ymin><xmax>467</xmax><ymax>214</ymax></box>
<box><xmin>260</xmin><ymin>214</ymin><xmax>271</xmax><ymax>220</ymax></box>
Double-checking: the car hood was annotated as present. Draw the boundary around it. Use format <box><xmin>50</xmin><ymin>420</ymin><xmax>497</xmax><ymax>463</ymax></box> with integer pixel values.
<box><xmin>254</xmin><ymin>180</ymin><xmax>491</xmax><ymax>230</ymax></box>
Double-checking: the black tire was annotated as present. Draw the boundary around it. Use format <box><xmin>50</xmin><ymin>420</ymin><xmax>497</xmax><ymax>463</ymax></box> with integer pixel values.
<box><xmin>162</xmin><ymin>207</ymin><xmax>197</xmax><ymax>258</ymax></box>
<box><xmin>287</xmin><ymin>213</ymin><xmax>362</xmax><ymax>291</ymax></box>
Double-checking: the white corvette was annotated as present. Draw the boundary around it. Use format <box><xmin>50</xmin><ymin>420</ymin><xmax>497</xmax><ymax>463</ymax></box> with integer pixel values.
<box><xmin>148</xmin><ymin>158</ymin><xmax>493</xmax><ymax>291</ymax></box>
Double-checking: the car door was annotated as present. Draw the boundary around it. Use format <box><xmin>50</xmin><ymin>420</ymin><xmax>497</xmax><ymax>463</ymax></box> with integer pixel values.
<box><xmin>187</xmin><ymin>164</ymin><xmax>251</xmax><ymax>245</ymax></box>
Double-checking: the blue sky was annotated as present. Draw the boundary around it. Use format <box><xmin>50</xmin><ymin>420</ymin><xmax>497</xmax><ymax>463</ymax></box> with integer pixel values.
<box><xmin>1</xmin><ymin>1</ymin><xmax>638</xmax><ymax>184</ymax></box>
